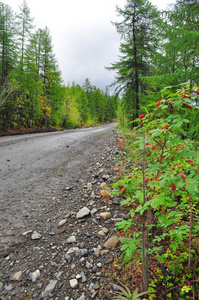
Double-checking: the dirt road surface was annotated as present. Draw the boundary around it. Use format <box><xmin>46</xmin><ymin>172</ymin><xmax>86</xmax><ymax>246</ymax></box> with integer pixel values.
<box><xmin>0</xmin><ymin>123</ymin><xmax>116</xmax><ymax>250</ymax></box>
<box><xmin>0</xmin><ymin>123</ymin><xmax>128</xmax><ymax>300</ymax></box>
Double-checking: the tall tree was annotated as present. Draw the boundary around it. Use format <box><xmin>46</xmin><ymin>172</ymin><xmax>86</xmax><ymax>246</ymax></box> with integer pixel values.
<box><xmin>107</xmin><ymin>0</ymin><xmax>159</xmax><ymax>120</ymax></box>
<box><xmin>16</xmin><ymin>0</ymin><xmax>34</xmax><ymax>74</ymax></box>
<box><xmin>165</xmin><ymin>0</ymin><xmax>199</xmax><ymax>86</ymax></box>
<box><xmin>0</xmin><ymin>3</ymin><xmax>16</xmax><ymax>86</ymax></box>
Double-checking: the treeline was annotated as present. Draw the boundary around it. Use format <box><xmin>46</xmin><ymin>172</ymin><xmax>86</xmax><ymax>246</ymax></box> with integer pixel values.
<box><xmin>108</xmin><ymin>0</ymin><xmax>199</xmax><ymax>138</ymax></box>
<box><xmin>0</xmin><ymin>1</ymin><xmax>117</xmax><ymax>130</ymax></box>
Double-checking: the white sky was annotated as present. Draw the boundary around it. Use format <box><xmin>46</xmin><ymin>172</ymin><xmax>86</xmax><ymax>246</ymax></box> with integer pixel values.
<box><xmin>3</xmin><ymin>0</ymin><xmax>175</xmax><ymax>92</ymax></box>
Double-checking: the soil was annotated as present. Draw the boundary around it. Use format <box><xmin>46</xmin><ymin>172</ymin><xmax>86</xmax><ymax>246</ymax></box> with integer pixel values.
<box><xmin>0</xmin><ymin>125</ymin><xmax>128</xmax><ymax>300</ymax></box>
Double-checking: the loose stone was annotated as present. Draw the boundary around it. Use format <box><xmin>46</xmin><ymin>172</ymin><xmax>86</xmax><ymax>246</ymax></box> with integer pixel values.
<box><xmin>69</xmin><ymin>278</ymin><xmax>78</xmax><ymax>289</ymax></box>
<box><xmin>31</xmin><ymin>230</ymin><xmax>41</xmax><ymax>240</ymax></box>
<box><xmin>4</xmin><ymin>284</ymin><xmax>12</xmax><ymax>291</ymax></box>
<box><xmin>91</xmin><ymin>208</ymin><xmax>98</xmax><ymax>215</ymax></box>
<box><xmin>93</xmin><ymin>283</ymin><xmax>100</xmax><ymax>290</ymax></box>
<box><xmin>94</xmin><ymin>248</ymin><xmax>100</xmax><ymax>257</ymax></box>
<box><xmin>67</xmin><ymin>235</ymin><xmax>76</xmax><ymax>243</ymax></box>
<box><xmin>77</xmin><ymin>294</ymin><xmax>86</xmax><ymax>300</ymax></box>
<box><xmin>0</xmin><ymin>282</ymin><xmax>3</xmax><ymax>292</ymax></box>
<box><xmin>76</xmin><ymin>207</ymin><xmax>90</xmax><ymax>219</ymax></box>
<box><xmin>30</xmin><ymin>270</ymin><xmax>40</xmax><ymax>282</ymax></box>
<box><xmin>98</xmin><ymin>230</ymin><xmax>105</xmax><ymax>236</ymax></box>
<box><xmin>65</xmin><ymin>186</ymin><xmax>72</xmax><ymax>190</ymax></box>
<box><xmin>102</xmin><ymin>227</ymin><xmax>109</xmax><ymax>234</ymax></box>
<box><xmin>41</xmin><ymin>280</ymin><xmax>57</xmax><ymax>299</ymax></box>
<box><xmin>100</xmin><ymin>212</ymin><xmax>112</xmax><ymax>220</ymax></box>
<box><xmin>58</xmin><ymin>219</ymin><xmax>67</xmax><ymax>227</ymax></box>
<box><xmin>66</xmin><ymin>247</ymin><xmax>79</xmax><ymax>254</ymax></box>
<box><xmin>80</xmin><ymin>271</ymin><xmax>87</xmax><ymax>283</ymax></box>
<box><xmin>22</xmin><ymin>230</ymin><xmax>32</xmax><ymax>236</ymax></box>
<box><xmin>75</xmin><ymin>249</ymin><xmax>88</xmax><ymax>257</ymax></box>
<box><xmin>10</xmin><ymin>271</ymin><xmax>23</xmax><ymax>281</ymax></box>
<box><xmin>104</xmin><ymin>236</ymin><xmax>120</xmax><ymax>249</ymax></box>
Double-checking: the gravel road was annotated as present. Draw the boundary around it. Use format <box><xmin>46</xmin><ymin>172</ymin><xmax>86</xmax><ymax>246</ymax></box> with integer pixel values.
<box><xmin>0</xmin><ymin>123</ymin><xmax>117</xmax><ymax>249</ymax></box>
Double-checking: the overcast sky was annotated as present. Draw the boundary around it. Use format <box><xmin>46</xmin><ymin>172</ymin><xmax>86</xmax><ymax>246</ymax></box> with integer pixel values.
<box><xmin>3</xmin><ymin>0</ymin><xmax>175</xmax><ymax>92</ymax></box>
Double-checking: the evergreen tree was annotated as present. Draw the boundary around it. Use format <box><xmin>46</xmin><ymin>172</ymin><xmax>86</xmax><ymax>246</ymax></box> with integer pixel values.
<box><xmin>0</xmin><ymin>3</ymin><xmax>16</xmax><ymax>86</ymax></box>
<box><xmin>107</xmin><ymin>0</ymin><xmax>159</xmax><ymax>120</ymax></box>
<box><xmin>16</xmin><ymin>0</ymin><xmax>34</xmax><ymax>74</ymax></box>
<box><xmin>165</xmin><ymin>0</ymin><xmax>199</xmax><ymax>86</ymax></box>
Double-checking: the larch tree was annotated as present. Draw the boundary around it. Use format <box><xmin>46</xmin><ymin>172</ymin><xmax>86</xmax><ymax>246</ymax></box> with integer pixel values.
<box><xmin>16</xmin><ymin>0</ymin><xmax>34</xmax><ymax>75</ymax></box>
<box><xmin>107</xmin><ymin>0</ymin><xmax>159</xmax><ymax>121</ymax></box>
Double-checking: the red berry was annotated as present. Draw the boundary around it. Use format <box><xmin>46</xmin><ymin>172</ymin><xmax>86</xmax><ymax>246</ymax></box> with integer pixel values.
<box><xmin>145</xmin><ymin>178</ymin><xmax>149</xmax><ymax>183</ymax></box>
<box><xmin>172</xmin><ymin>184</ymin><xmax>175</xmax><ymax>191</ymax></box>
<box><xmin>161</xmin><ymin>209</ymin><xmax>166</xmax><ymax>214</ymax></box>
<box><xmin>181</xmin><ymin>174</ymin><xmax>186</xmax><ymax>180</ymax></box>
<box><xmin>187</xmin><ymin>104</ymin><xmax>192</xmax><ymax>110</ymax></box>
<box><xmin>196</xmin><ymin>89</ymin><xmax>199</xmax><ymax>95</ymax></box>
<box><xmin>163</xmin><ymin>124</ymin><xmax>168</xmax><ymax>129</ymax></box>
<box><xmin>156</xmin><ymin>100</ymin><xmax>161</xmax><ymax>108</ymax></box>
<box><xmin>139</xmin><ymin>114</ymin><xmax>144</xmax><ymax>120</ymax></box>
<box><xmin>145</xmin><ymin>142</ymin><xmax>150</xmax><ymax>145</ymax></box>
<box><xmin>119</xmin><ymin>230</ymin><xmax>125</xmax><ymax>235</ymax></box>
<box><xmin>119</xmin><ymin>185</ymin><xmax>124</xmax><ymax>188</ymax></box>
<box><xmin>121</xmin><ymin>188</ymin><xmax>126</xmax><ymax>193</ymax></box>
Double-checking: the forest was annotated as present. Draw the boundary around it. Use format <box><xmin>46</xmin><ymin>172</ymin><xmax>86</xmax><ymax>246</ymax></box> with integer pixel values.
<box><xmin>0</xmin><ymin>1</ymin><xmax>118</xmax><ymax>131</ymax></box>
<box><xmin>0</xmin><ymin>0</ymin><xmax>198</xmax><ymax>136</ymax></box>
<box><xmin>108</xmin><ymin>0</ymin><xmax>199</xmax><ymax>299</ymax></box>
<box><xmin>109</xmin><ymin>0</ymin><xmax>199</xmax><ymax>140</ymax></box>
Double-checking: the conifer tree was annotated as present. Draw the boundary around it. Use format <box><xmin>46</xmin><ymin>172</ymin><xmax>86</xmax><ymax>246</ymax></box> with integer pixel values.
<box><xmin>107</xmin><ymin>0</ymin><xmax>159</xmax><ymax>120</ymax></box>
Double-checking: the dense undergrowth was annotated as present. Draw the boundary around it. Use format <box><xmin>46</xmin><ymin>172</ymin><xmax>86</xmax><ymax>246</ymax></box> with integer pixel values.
<box><xmin>110</xmin><ymin>84</ymin><xmax>199</xmax><ymax>299</ymax></box>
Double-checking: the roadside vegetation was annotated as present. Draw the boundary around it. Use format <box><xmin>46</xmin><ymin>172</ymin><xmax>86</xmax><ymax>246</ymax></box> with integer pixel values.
<box><xmin>110</xmin><ymin>85</ymin><xmax>199</xmax><ymax>299</ymax></box>
<box><xmin>104</xmin><ymin>0</ymin><xmax>199</xmax><ymax>299</ymax></box>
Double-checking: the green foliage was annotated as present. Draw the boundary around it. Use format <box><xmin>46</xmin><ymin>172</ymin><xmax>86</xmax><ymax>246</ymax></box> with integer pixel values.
<box><xmin>113</xmin><ymin>285</ymin><xmax>155</xmax><ymax>300</ymax></box>
<box><xmin>113</xmin><ymin>84</ymin><xmax>199</xmax><ymax>297</ymax></box>
<box><xmin>0</xmin><ymin>3</ymin><xmax>117</xmax><ymax>130</ymax></box>
<box><xmin>109</xmin><ymin>0</ymin><xmax>199</xmax><ymax>127</ymax></box>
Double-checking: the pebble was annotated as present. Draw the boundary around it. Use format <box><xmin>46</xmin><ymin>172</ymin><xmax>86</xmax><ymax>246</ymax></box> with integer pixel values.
<box><xmin>87</xmin><ymin>182</ymin><xmax>92</xmax><ymax>191</ymax></box>
<box><xmin>22</xmin><ymin>230</ymin><xmax>32</xmax><ymax>236</ymax></box>
<box><xmin>41</xmin><ymin>280</ymin><xmax>57</xmax><ymax>298</ymax></box>
<box><xmin>100</xmin><ymin>212</ymin><xmax>112</xmax><ymax>220</ymax></box>
<box><xmin>67</xmin><ymin>247</ymin><xmax>79</xmax><ymax>254</ymax></box>
<box><xmin>65</xmin><ymin>186</ymin><xmax>72</xmax><ymax>190</ymax></box>
<box><xmin>98</xmin><ymin>230</ymin><xmax>105</xmax><ymax>236</ymax></box>
<box><xmin>91</xmin><ymin>290</ymin><xmax>98</xmax><ymax>298</ymax></box>
<box><xmin>91</xmin><ymin>191</ymin><xmax>95</xmax><ymax>198</ymax></box>
<box><xmin>30</xmin><ymin>270</ymin><xmax>40</xmax><ymax>282</ymax></box>
<box><xmin>102</xmin><ymin>227</ymin><xmax>109</xmax><ymax>234</ymax></box>
<box><xmin>91</xmin><ymin>208</ymin><xmax>98</xmax><ymax>214</ymax></box>
<box><xmin>69</xmin><ymin>278</ymin><xmax>78</xmax><ymax>288</ymax></box>
<box><xmin>80</xmin><ymin>271</ymin><xmax>87</xmax><ymax>283</ymax></box>
<box><xmin>31</xmin><ymin>230</ymin><xmax>41</xmax><ymax>240</ymax></box>
<box><xmin>65</xmin><ymin>254</ymin><xmax>72</xmax><ymax>262</ymax></box>
<box><xmin>58</xmin><ymin>219</ymin><xmax>67</xmax><ymax>227</ymax></box>
<box><xmin>104</xmin><ymin>236</ymin><xmax>120</xmax><ymax>249</ymax></box>
<box><xmin>76</xmin><ymin>207</ymin><xmax>91</xmax><ymax>219</ymax></box>
<box><xmin>55</xmin><ymin>271</ymin><xmax>63</xmax><ymax>279</ymax></box>
<box><xmin>4</xmin><ymin>284</ymin><xmax>12</xmax><ymax>291</ymax></box>
<box><xmin>67</xmin><ymin>235</ymin><xmax>76</xmax><ymax>243</ymax></box>
<box><xmin>75</xmin><ymin>249</ymin><xmax>88</xmax><ymax>257</ymax></box>
<box><xmin>0</xmin><ymin>282</ymin><xmax>3</xmax><ymax>292</ymax></box>
<box><xmin>94</xmin><ymin>248</ymin><xmax>100</xmax><ymax>257</ymax></box>
<box><xmin>10</xmin><ymin>271</ymin><xmax>23</xmax><ymax>281</ymax></box>
<box><xmin>93</xmin><ymin>283</ymin><xmax>100</xmax><ymax>290</ymax></box>
<box><xmin>77</xmin><ymin>294</ymin><xmax>86</xmax><ymax>300</ymax></box>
